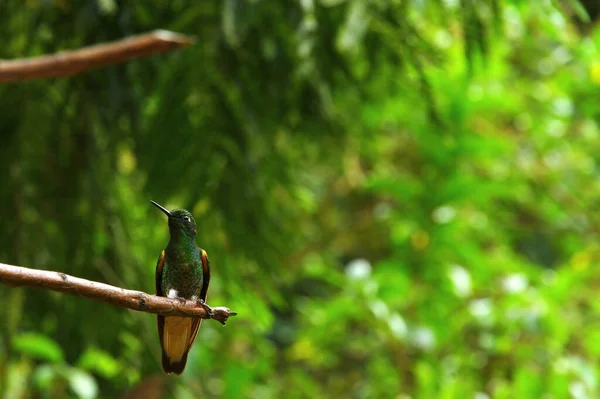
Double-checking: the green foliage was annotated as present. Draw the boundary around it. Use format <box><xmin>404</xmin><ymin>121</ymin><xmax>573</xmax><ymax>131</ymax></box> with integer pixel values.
<box><xmin>12</xmin><ymin>333</ymin><xmax>64</xmax><ymax>364</ymax></box>
<box><xmin>77</xmin><ymin>348</ymin><xmax>121</xmax><ymax>379</ymax></box>
<box><xmin>1</xmin><ymin>0</ymin><xmax>600</xmax><ymax>398</ymax></box>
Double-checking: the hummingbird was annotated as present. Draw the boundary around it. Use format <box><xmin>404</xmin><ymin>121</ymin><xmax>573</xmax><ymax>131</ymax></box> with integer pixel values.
<box><xmin>151</xmin><ymin>200</ymin><xmax>211</xmax><ymax>375</ymax></box>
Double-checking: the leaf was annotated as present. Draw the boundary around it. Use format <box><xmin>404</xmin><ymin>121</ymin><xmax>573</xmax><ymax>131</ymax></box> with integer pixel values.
<box><xmin>32</xmin><ymin>364</ymin><xmax>57</xmax><ymax>390</ymax></box>
<box><xmin>337</xmin><ymin>0</ymin><xmax>370</xmax><ymax>52</ymax></box>
<box><xmin>65</xmin><ymin>368</ymin><xmax>98</xmax><ymax>399</ymax></box>
<box><xmin>96</xmin><ymin>0</ymin><xmax>117</xmax><ymax>15</ymax></box>
<box><xmin>12</xmin><ymin>333</ymin><xmax>64</xmax><ymax>363</ymax></box>
<box><xmin>77</xmin><ymin>347</ymin><xmax>121</xmax><ymax>379</ymax></box>
<box><xmin>222</xmin><ymin>0</ymin><xmax>240</xmax><ymax>47</ymax></box>
<box><xmin>564</xmin><ymin>0</ymin><xmax>591</xmax><ymax>23</ymax></box>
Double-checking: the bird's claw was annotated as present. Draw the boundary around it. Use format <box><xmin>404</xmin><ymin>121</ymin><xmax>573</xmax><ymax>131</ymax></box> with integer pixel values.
<box><xmin>212</xmin><ymin>307</ymin><xmax>236</xmax><ymax>326</ymax></box>
<box><xmin>176</xmin><ymin>296</ymin><xmax>187</xmax><ymax>304</ymax></box>
<box><xmin>196</xmin><ymin>299</ymin><xmax>237</xmax><ymax>326</ymax></box>
<box><xmin>197</xmin><ymin>298</ymin><xmax>214</xmax><ymax>318</ymax></box>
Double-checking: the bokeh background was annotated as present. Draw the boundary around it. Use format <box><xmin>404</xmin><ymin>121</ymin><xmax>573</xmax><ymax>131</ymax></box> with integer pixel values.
<box><xmin>2</xmin><ymin>1</ymin><xmax>600</xmax><ymax>398</ymax></box>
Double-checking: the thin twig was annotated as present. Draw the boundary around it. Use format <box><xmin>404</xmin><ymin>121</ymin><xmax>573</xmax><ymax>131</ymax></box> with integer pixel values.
<box><xmin>0</xmin><ymin>263</ymin><xmax>236</xmax><ymax>325</ymax></box>
<box><xmin>0</xmin><ymin>30</ymin><xmax>194</xmax><ymax>83</ymax></box>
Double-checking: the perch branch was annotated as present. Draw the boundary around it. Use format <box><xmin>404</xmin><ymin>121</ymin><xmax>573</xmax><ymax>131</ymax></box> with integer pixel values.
<box><xmin>0</xmin><ymin>262</ymin><xmax>236</xmax><ymax>325</ymax></box>
<box><xmin>0</xmin><ymin>30</ymin><xmax>194</xmax><ymax>83</ymax></box>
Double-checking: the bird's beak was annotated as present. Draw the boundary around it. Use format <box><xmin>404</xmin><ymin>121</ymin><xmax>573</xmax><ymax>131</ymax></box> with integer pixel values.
<box><xmin>150</xmin><ymin>200</ymin><xmax>171</xmax><ymax>217</ymax></box>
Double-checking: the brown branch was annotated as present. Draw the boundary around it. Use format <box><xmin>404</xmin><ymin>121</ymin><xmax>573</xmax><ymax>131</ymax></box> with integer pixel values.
<box><xmin>0</xmin><ymin>30</ymin><xmax>194</xmax><ymax>83</ymax></box>
<box><xmin>0</xmin><ymin>262</ymin><xmax>236</xmax><ymax>325</ymax></box>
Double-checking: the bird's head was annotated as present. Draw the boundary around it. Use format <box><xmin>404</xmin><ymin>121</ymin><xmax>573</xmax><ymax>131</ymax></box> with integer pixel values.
<box><xmin>151</xmin><ymin>200</ymin><xmax>197</xmax><ymax>237</ymax></box>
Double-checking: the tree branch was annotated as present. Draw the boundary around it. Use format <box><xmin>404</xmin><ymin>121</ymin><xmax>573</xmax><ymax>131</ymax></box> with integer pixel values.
<box><xmin>0</xmin><ymin>263</ymin><xmax>237</xmax><ymax>325</ymax></box>
<box><xmin>0</xmin><ymin>30</ymin><xmax>194</xmax><ymax>83</ymax></box>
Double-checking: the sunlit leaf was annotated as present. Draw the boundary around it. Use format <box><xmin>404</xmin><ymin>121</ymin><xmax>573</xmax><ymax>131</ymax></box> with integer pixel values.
<box><xmin>65</xmin><ymin>368</ymin><xmax>98</xmax><ymax>399</ymax></box>
<box><xmin>77</xmin><ymin>348</ymin><xmax>121</xmax><ymax>379</ymax></box>
<box><xmin>12</xmin><ymin>333</ymin><xmax>64</xmax><ymax>363</ymax></box>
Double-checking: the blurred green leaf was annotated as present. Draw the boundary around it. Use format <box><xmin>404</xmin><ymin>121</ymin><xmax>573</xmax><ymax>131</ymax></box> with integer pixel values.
<box><xmin>97</xmin><ymin>0</ymin><xmax>117</xmax><ymax>15</ymax></box>
<box><xmin>32</xmin><ymin>364</ymin><xmax>57</xmax><ymax>391</ymax></box>
<box><xmin>12</xmin><ymin>333</ymin><xmax>64</xmax><ymax>363</ymax></box>
<box><xmin>64</xmin><ymin>368</ymin><xmax>98</xmax><ymax>399</ymax></box>
<box><xmin>77</xmin><ymin>347</ymin><xmax>121</xmax><ymax>379</ymax></box>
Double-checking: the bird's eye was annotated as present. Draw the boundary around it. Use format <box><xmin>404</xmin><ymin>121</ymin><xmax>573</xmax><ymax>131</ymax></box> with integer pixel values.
<box><xmin>183</xmin><ymin>215</ymin><xmax>190</xmax><ymax>222</ymax></box>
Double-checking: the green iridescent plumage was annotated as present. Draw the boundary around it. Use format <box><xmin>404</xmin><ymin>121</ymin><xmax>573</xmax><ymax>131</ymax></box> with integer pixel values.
<box><xmin>151</xmin><ymin>200</ymin><xmax>210</xmax><ymax>375</ymax></box>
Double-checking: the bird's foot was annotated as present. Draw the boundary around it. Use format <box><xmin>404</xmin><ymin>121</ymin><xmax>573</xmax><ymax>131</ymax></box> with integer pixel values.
<box><xmin>175</xmin><ymin>296</ymin><xmax>187</xmax><ymax>304</ymax></box>
<box><xmin>196</xmin><ymin>299</ymin><xmax>238</xmax><ymax>326</ymax></box>
<box><xmin>197</xmin><ymin>298</ymin><xmax>214</xmax><ymax>318</ymax></box>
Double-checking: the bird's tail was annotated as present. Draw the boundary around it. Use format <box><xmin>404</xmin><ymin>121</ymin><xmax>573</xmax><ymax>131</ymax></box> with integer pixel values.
<box><xmin>161</xmin><ymin>351</ymin><xmax>188</xmax><ymax>375</ymax></box>
<box><xmin>157</xmin><ymin>315</ymin><xmax>202</xmax><ymax>375</ymax></box>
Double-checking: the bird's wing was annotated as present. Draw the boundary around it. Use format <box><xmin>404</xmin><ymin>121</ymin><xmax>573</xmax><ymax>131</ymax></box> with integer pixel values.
<box><xmin>155</xmin><ymin>250</ymin><xmax>174</xmax><ymax>372</ymax></box>
<box><xmin>199</xmin><ymin>249</ymin><xmax>210</xmax><ymax>302</ymax></box>
<box><xmin>156</xmin><ymin>250</ymin><xmax>166</xmax><ymax>350</ymax></box>
<box><xmin>155</xmin><ymin>250</ymin><xmax>165</xmax><ymax>296</ymax></box>
<box><xmin>183</xmin><ymin>249</ymin><xmax>211</xmax><ymax>350</ymax></box>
